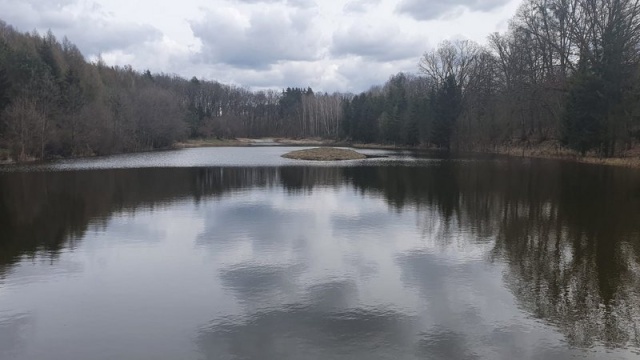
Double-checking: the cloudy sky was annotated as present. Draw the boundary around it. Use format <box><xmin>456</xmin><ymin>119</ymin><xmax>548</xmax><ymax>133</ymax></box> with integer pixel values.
<box><xmin>0</xmin><ymin>0</ymin><xmax>521</xmax><ymax>92</ymax></box>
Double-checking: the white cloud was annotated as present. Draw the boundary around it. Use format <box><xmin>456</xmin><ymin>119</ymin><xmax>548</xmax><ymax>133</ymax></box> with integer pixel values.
<box><xmin>190</xmin><ymin>5</ymin><xmax>323</xmax><ymax>69</ymax></box>
<box><xmin>0</xmin><ymin>0</ymin><xmax>162</xmax><ymax>56</ymax></box>
<box><xmin>344</xmin><ymin>0</ymin><xmax>382</xmax><ymax>13</ymax></box>
<box><xmin>0</xmin><ymin>0</ymin><xmax>522</xmax><ymax>92</ymax></box>
<box><xmin>396</xmin><ymin>0</ymin><xmax>513</xmax><ymax>21</ymax></box>
<box><xmin>331</xmin><ymin>23</ymin><xmax>427</xmax><ymax>62</ymax></box>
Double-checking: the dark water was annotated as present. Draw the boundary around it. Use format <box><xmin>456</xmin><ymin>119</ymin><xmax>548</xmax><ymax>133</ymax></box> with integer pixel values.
<box><xmin>1</xmin><ymin>147</ymin><xmax>640</xmax><ymax>360</ymax></box>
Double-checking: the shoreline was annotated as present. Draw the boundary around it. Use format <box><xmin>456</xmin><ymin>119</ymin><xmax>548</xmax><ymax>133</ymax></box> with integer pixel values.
<box><xmin>474</xmin><ymin>143</ymin><xmax>640</xmax><ymax>169</ymax></box>
<box><xmin>2</xmin><ymin>138</ymin><xmax>640</xmax><ymax>169</ymax></box>
<box><xmin>354</xmin><ymin>141</ymin><xmax>640</xmax><ymax>169</ymax></box>
<box><xmin>174</xmin><ymin>137</ymin><xmax>349</xmax><ymax>148</ymax></box>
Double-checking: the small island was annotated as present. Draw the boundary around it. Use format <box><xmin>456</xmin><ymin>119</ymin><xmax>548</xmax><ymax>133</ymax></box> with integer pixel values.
<box><xmin>282</xmin><ymin>147</ymin><xmax>367</xmax><ymax>161</ymax></box>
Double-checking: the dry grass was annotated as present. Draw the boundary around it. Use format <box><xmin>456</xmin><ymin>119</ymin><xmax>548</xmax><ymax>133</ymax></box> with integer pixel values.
<box><xmin>282</xmin><ymin>147</ymin><xmax>367</xmax><ymax>161</ymax></box>
<box><xmin>0</xmin><ymin>149</ymin><xmax>12</xmax><ymax>164</ymax></box>
<box><xmin>350</xmin><ymin>140</ymin><xmax>640</xmax><ymax>168</ymax></box>
<box><xmin>275</xmin><ymin>138</ymin><xmax>331</xmax><ymax>146</ymax></box>
<box><xmin>577</xmin><ymin>156</ymin><xmax>640</xmax><ymax>168</ymax></box>
<box><xmin>352</xmin><ymin>143</ymin><xmax>425</xmax><ymax>150</ymax></box>
<box><xmin>483</xmin><ymin>141</ymin><xmax>640</xmax><ymax>168</ymax></box>
<box><xmin>176</xmin><ymin>137</ymin><xmax>340</xmax><ymax>148</ymax></box>
<box><xmin>174</xmin><ymin>138</ymin><xmax>246</xmax><ymax>148</ymax></box>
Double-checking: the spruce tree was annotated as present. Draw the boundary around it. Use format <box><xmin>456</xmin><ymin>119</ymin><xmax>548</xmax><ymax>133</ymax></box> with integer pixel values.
<box><xmin>431</xmin><ymin>75</ymin><xmax>461</xmax><ymax>150</ymax></box>
<box><xmin>562</xmin><ymin>67</ymin><xmax>605</xmax><ymax>155</ymax></box>
<box><xmin>0</xmin><ymin>68</ymin><xmax>10</xmax><ymax>114</ymax></box>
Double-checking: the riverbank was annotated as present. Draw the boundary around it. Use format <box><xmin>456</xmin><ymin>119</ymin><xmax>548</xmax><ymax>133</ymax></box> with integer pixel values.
<box><xmin>3</xmin><ymin>138</ymin><xmax>639</xmax><ymax>168</ymax></box>
<box><xmin>174</xmin><ymin>138</ymin><xmax>248</xmax><ymax>148</ymax></box>
<box><xmin>350</xmin><ymin>140</ymin><xmax>640</xmax><ymax>169</ymax></box>
<box><xmin>180</xmin><ymin>137</ymin><xmax>640</xmax><ymax>168</ymax></box>
<box><xmin>0</xmin><ymin>148</ymin><xmax>11</xmax><ymax>164</ymax></box>
<box><xmin>175</xmin><ymin>137</ymin><xmax>346</xmax><ymax>148</ymax></box>
<box><xmin>475</xmin><ymin>141</ymin><xmax>640</xmax><ymax>168</ymax></box>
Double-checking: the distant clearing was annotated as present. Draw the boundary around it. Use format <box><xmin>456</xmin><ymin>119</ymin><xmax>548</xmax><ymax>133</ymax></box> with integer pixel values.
<box><xmin>282</xmin><ymin>147</ymin><xmax>367</xmax><ymax>161</ymax></box>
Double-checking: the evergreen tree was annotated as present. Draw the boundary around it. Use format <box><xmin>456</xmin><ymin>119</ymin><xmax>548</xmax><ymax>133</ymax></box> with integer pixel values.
<box><xmin>404</xmin><ymin>100</ymin><xmax>421</xmax><ymax>146</ymax></box>
<box><xmin>562</xmin><ymin>68</ymin><xmax>605</xmax><ymax>155</ymax></box>
<box><xmin>378</xmin><ymin>111</ymin><xmax>393</xmax><ymax>142</ymax></box>
<box><xmin>0</xmin><ymin>68</ymin><xmax>10</xmax><ymax>114</ymax></box>
<box><xmin>38</xmin><ymin>31</ymin><xmax>63</xmax><ymax>81</ymax></box>
<box><xmin>431</xmin><ymin>75</ymin><xmax>461</xmax><ymax>150</ymax></box>
<box><xmin>143</xmin><ymin>70</ymin><xmax>154</xmax><ymax>82</ymax></box>
<box><xmin>341</xmin><ymin>99</ymin><xmax>352</xmax><ymax>138</ymax></box>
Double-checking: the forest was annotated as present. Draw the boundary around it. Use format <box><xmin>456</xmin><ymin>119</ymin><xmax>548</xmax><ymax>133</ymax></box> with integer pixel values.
<box><xmin>1</xmin><ymin>0</ymin><xmax>640</xmax><ymax>161</ymax></box>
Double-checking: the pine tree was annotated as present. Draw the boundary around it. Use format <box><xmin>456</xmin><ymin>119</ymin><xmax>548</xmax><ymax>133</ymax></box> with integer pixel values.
<box><xmin>431</xmin><ymin>75</ymin><xmax>461</xmax><ymax>150</ymax></box>
<box><xmin>404</xmin><ymin>100</ymin><xmax>421</xmax><ymax>146</ymax></box>
<box><xmin>562</xmin><ymin>68</ymin><xmax>605</xmax><ymax>155</ymax></box>
<box><xmin>0</xmin><ymin>68</ymin><xmax>10</xmax><ymax>114</ymax></box>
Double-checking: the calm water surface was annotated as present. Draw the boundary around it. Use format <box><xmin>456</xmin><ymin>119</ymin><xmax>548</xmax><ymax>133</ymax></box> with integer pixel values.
<box><xmin>1</xmin><ymin>147</ymin><xmax>640</xmax><ymax>360</ymax></box>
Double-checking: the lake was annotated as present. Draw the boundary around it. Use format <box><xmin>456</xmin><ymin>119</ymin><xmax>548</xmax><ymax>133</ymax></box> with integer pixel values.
<box><xmin>1</xmin><ymin>147</ymin><xmax>640</xmax><ymax>360</ymax></box>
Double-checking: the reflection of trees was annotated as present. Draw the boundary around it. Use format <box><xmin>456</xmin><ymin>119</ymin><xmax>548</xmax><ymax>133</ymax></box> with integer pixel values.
<box><xmin>0</xmin><ymin>168</ymin><xmax>274</xmax><ymax>273</ymax></box>
<box><xmin>350</xmin><ymin>160</ymin><xmax>640</xmax><ymax>348</ymax></box>
<box><xmin>493</xmin><ymin>163</ymin><xmax>640</xmax><ymax>348</ymax></box>
<box><xmin>355</xmin><ymin>159</ymin><xmax>640</xmax><ymax>348</ymax></box>
<box><xmin>288</xmin><ymin>161</ymin><xmax>640</xmax><ymax>349</ymax></box>
<box><xmin>0</xmin><ymin>166</ymin><xmax>345</xmax><ymax>273</ymax></box>
<box><xmin>2</xmin><ymin>161</ymin><xmax>640</xmax><ymax>348</ymax></box>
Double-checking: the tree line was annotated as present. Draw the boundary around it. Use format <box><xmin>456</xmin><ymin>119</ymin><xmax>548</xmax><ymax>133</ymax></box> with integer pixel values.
<box><xmin>343</xmin><ymin>0</ymin><xmax>640</xmax><ymax>156</ymax></box>
<box><xmin>2</xmin><ymin>0</ymin><xmax>640</xmax><ymax>160</ymax></box>
<box><xmin>0</xmin><ymin>21</ymin><xmax>345</xmax><ymax>161</ymax></box>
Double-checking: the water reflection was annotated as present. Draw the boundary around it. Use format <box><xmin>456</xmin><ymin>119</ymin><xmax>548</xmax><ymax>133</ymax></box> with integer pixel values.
<box><xmin>220</xmin><ymin>263</ymin><xmax>307</xmax><ymax>305</ymax></box>
<box><xmin>0</xmin><ymin>313</ymin><xmax>32</xmax><ymax>359</ymax></box>
<box><xmin>1</xmin><ymin>159</ymin><xmax>640</xmax><ymax>358</ymax></box>
<box><xmin>197</xmin><ymin>302</ymin><xmax>419</xmax><ymax>360</ymax></box>
<box><xmin>496</xmin><ymin>163</ymin><xmax>640</xmax><ymax>348</ymax></box>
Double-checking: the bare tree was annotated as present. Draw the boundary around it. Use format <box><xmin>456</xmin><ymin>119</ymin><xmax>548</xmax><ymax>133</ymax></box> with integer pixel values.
<box><xmin>3</xmin><ymin>97</ymin><xmax>44</xmax><ymax>161</ymax></box>
<box><xmin>419</xmin><ymin>40</ymin><xmax>481</xmax><ymax>90</ymax></box>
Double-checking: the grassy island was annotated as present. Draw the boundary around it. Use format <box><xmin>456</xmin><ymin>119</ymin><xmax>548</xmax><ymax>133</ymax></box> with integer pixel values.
<box><xmin>282</xmin><ymin>147</ymin><xmax>367</xmax><ymax>161</ymax></box>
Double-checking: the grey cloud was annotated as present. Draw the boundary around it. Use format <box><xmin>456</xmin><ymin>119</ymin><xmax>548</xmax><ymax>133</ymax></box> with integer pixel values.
<box><xmin>233</xmin><ymin>0</ymin><xmax>281</xmax><ymax>2</ymax></box>
<box><xmin>277</xmin><ymin>63</ymin><xmax>330</xmax><ymax>89</ymax></box>
<box><xmin>211</xmin><ymin>63</ymin><xmax>342</xmax><ymax>93</ymax></box>
<box><xmin>286</xmin><ymin>0</ymin><xmax>317</xmax><ymax>9</ymax></box>
<box><xmin>396</xmin><ymin>0</ymin><xmax>511</xmax><ymax>21</ymax></box>
<box><xmin>71</xmin><ymin>23</ymin><xmax>161</xmax><ymax>56</ymax></box>
<box><xmin>11</xmin><ymin>0</ymin><xmax>77</xmax><ymax>10</ymax></box>
<box><xmin>233</xmin><ymin>0</ymin><xmax>316</xmax><ymax>8</ymax></box>
<box><xmin>344</xmin><ymin>0</ymin><xmax>381</xmax><ymax>13</ymax></box>
<box><xmin>335</xmin><ymin>57</ymin><xmax>417</xmax><ymax>93</ymax></box>
<box><xmin>331</xmin><ymin>25</ymin><xmax>425</xmax><ymax>62</ymax></box>
<box><xmin>0</xmin><ymin>0</ymin><xmax>162</xmax><ymax>56</ymax></box>
<box><xmin>190</xmin><ymin>8</ymin><xmax>321</xmax><ymax>69</ymax></box>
